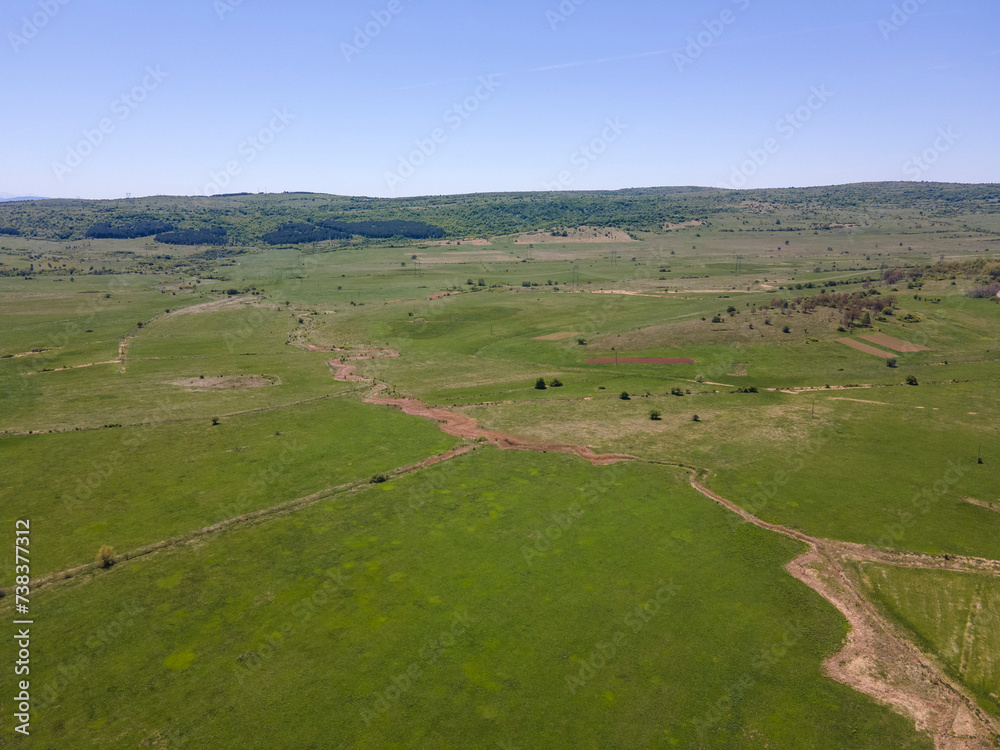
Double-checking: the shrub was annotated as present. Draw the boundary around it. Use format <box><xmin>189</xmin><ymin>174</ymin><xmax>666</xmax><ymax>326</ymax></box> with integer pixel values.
<box><xmin>886</xmin><ymin>358</ymin><xmax>897</xmax><ymax>368</ymax></box>
<box><xmin>649</xmin><ymin>410</ymin><xmax>662</xmax><ymax>421</ymax></box>
<box><xmin>211</xmin><ymin>417</ymin><xmax>220</xmax><ymax>426</ymax></box>
<box><xmin>670</xmin><ymin>387</ymin><xmax>685</xmax><ymax>396</ymax></box>
<box><xmin>96</xmin><ymin>545</ymin><xmax>116</xmax><ymax>568</ymax></box>
<box><xmin>535</xmin><ymin>377</ymin><xmax>547</xmax><ymax>390</ymax></box>
<box><xmin>906</xmin><ymin>375</ymin><xmax>918</xmax><ymax>386</ymax></box>
<box><xmin>370</xmin><ymin>474</ymin><xmax>388</xmax><ymax>484</ymax></box>
<box><xmin>577</xmin><ymin>338</ymin><xmax>587</xmax><ymax>346</ymax></box>
<box><xmin>549</xmin><ymin>378</ymin><xmax>563</xmax><ymax>387</ymax></box>
<box><xmin>619</xmin><ymin>391</ymin><xmax>630</xmax><ymax>401</ymax></box>
<box><xmin>782</xmin><ymin>325</ymin><xmax>791</xmax><ymax>333</ymax></box>
<box><xmin>692</xmin><ymin>414</ymin><xmax>700</xmax><ymax>422</ymax></box>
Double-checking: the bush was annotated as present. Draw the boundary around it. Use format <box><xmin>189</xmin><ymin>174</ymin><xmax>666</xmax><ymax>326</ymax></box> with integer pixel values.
<box><xmin>370</xmin><ymin>474</ymin><xmax>388</xmax><ymax>484</ymax></box>
<box><xmin>670</xmin><ymin>387</ymin><xmax>684</xmax><ymax>396</ymax></box>
<box><xmin>782</xmin><ymin>325</ymin><xmax>791</xmax><ymax>333</ymax></box>
<box><xmin>650</xmin><ymin>410</ymin><xmax>662</xmax><ymax>421</ymax></box>
<box><xmin>96</xmin><ymin>545</ymin><xmax>116</xmax><ymax>568</ymax></box>
<box><xmin>692</xmin><ymin>414</ymin><xmax>700</xmax><ymax>422</ymax></box>
<box><xmin>549</xmin><ymin>378</ymin><xmax>563</xmax><ymax>388</ymax></box>
<box><xmin>619</xmin><ymin>391</ymin><xmax>630</xmax><ymax>401</ymax></box>
<box><xmin>886</xmin><ymin>358</ymin><xmax>897</xmax><ymax>368</ymax></box>
<box><xmin>906</xmin><ymin>375</ymin><xmax>918</xmax><ymax>386</ymax></box>
<box><xmin>535</xmin><ymin>377</ymin><xmax>547</xmax><ymax>390</ymax></box>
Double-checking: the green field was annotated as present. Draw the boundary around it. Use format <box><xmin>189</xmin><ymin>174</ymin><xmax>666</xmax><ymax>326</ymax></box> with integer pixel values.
<box><xmin>1</xmin><ymin>185</ymin><xmax>998</xmax><ymax>748</ymax></box>
<box><xmin>857</xmin><ymin>564</ymin><xmax>1000</xmax><ymax>718</ymax></box>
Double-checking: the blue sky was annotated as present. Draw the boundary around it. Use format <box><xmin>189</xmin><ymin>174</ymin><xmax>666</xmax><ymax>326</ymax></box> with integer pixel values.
<box><xmin>3</xmin><ymin>0</ymin><xmax>997</xmax><ymax>199</ymax></box>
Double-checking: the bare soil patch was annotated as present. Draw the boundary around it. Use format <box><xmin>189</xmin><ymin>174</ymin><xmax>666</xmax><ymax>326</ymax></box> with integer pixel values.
<box><xmin>836</xmin><ymin>338</ymin><xmax>897</xmax><ymax>359</ymax></box>
<box><xmin>431</xmin><ymin>238</ymin><xmax>492</xmax><ymax>247</ymax></box>
<box><xmin>514</xmin><ymin>226</ymin><xmax>634</xmax><ymax>244</ymax></box>
<box><xmin>662</xmin><ymin>220</ymin><xmax>703</xmax><ymax>231</ymax></box>
<box><xmin>169</xmin><ymin>375</ymin><xmax>279</xmax><ymax>390</ymax></box>
<box><xmin>828</xmin><ymin>397</ymin><xmax>891</xmax><ymax>406</ymax></box>
<box><xmin>169</xmin><ymin>296</ymin><xmax>255</xmax><ymax>316</ymax></box>
<box><xmin>860</xmin><ymin>334</ymin><xmax>931</xmax><ymax>353</ymax></box>
<box><xmin>533</xmin><ymin>331</ymin><xmax>582</xmax><ymax>341</ymax></box>
<box><xmin>587</xmin><ymin>357</ymin><xmax>695</xmax><ymax>365</ymax></box>
<box><xmin>963</xmin><ymin>497</ymin><xmax>999</xmax><ymax>513</ymax></box>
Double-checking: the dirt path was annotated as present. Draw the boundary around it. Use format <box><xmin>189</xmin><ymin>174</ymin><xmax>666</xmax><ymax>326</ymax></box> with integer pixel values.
<box><xmin>14</xmin><ymin>340</ymin><xmax>998</xmax><ymax>748</ymax></box>
<box><xmin>331</xmin><ymin>345</ymin><xmax>1000</xmax><ymax>747</ymax></box>
<box><xmin>322</xmin><ymin>346</ymin><xmax>635</xmax><ymax>466</ymax></box>
<box><xmin>21</xmin><ymin>445</ymin><xmax>475</xmax><ymax>594</ymax></box>
<box><xmin>690</xmin><ymin>475</ymin><xmax>1000</xmax><ymax>749</ymax></box>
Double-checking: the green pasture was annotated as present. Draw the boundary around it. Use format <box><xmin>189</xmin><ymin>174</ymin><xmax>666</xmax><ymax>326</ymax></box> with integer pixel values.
<box><xmin>3</xmin><ymin>449</ymin><xmax>931</xmax><ymax>749</ymax></box>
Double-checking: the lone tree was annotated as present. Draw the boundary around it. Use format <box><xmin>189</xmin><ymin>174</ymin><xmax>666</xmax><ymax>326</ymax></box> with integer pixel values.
<box><xmin>96</xmin><ymin>545</ymin><xmax>116</xmax><ymax>568</ymax></box>
<box><xmin>549</xmin><ymin>378</ymin><xmax>563</xmax><ymax>388</ymax></box>
<box><xmin>886</xmin><ymin>358</ymin><xmax>898</xmax><ymax>368</ymax></box>
<box><xmin>620</xmin><ymin>391</ymin><xmax>631</xmax><ymax>401</ymax></box>
<box><xmin>535</xmin><ymin>377</ymin><xmax>547</xmax><ymax>390</ymax></box>
<box><xmin>906</xmin><ymin>375</ymin><xmax>919</xmax><ymax>386</ymax></box>
<box><xmin>692</xmin><ymin>414</ymin><xmax>700</xmax><ymax>422</ymax></box>
<box><xmin>650</xmin><ymin>410</ymin><xmax>662</xmax><ymax>421</ymax></box>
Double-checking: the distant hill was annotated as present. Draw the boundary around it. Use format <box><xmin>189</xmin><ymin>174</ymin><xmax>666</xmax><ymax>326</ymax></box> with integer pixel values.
<box><xmin>0</xmin><ymin>195</ymin><xmax>48</xmax><ymax>202</ymax></box>
<box><xmin>0</xmin><ymin>182</ymin><xmax>996</xmax><ymax>244</ymax></box>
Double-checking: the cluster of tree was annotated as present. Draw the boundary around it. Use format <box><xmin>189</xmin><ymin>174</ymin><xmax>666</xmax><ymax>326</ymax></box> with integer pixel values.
<box><xmin>85</xmin><ymin>220</ymin><xmax>175</xmax><ymax>239</ymax></box>
<box><xmin>262</xmin><ymin>219</ymin><xmax>445</xmax><ymax>245</ymax></box>
<box><xmin>968</xmin><ymin>281</ymin><xmax>1000</xmax><ymax>299</ymax></box>
<box><xmin>884</xmin><ymin>258</ymin><xmax>1000</xmax><ymax>286</ymax></box>
<box><xmin>763</xmin><ymin>288</ymin><xmax>896</xmax><ymax>329</ymax></box>
<box><xmin>190</xmin><ymin>247</ymin><xmax>246</xmax><ymax>261</ymax></box>
<box><xmin>261</xmin><ymin>222</ymin><xmax>351</xmax><ymax>245</ymax></box>
<box><xmin>154</xmin><ymin>227</ymin><xmax>228</xmax><ymax>245</ymax></box>
<box><xmin>0</xmin><ymin>227</ymin><xmax>20</xmax><ymax>236</ymax></box>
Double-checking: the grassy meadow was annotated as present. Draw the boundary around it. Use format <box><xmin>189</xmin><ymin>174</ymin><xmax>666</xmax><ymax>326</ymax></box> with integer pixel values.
<box><xmin>0</xmin><ymin>185</ymin><xmax>997</xmax><ymax>747</ymax></box>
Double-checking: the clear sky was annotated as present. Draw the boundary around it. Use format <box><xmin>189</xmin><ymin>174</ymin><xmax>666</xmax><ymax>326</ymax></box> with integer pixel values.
<box><xmin>3</xmin><ymin>0</ymin><xmax>998</xmax><ymax>199</ymax></box>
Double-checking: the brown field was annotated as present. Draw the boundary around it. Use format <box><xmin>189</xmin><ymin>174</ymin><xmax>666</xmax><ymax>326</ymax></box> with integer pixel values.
<box><xmin>859</xmin><ymin>334</ymin><xmax>931</xmax><ymax>352</ymax></box>
<box><xmin>835</xmin><ymin>338</ymin><xmax>897</xmax><ymax>359</ymax></box>
<box><xmin>533</xmin><ymin>331</ymin><xmax>582</xmax><ymax>341</ymax></box>
<box><xmin>587</xmin><ymin>357</ymin><xmax>695</xmax><ymax>364</ymax></box>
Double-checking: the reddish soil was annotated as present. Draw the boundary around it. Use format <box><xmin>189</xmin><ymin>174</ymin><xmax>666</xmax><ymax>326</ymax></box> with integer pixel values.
<box><xmin>690</xmin><ymin>476</ymin><xmax>1000</xmax><ymax>749</ymax></box>
<box><xmin>836</xmin><ymin>338</ymin><xmax>897</xmax><ymax>359</ymax></box>
<box><xmin>861</xmin><ymin>334</ymin><xmax>931</xmax><ymax>353</ymax></box>
<box><xmin>587</xmin><ymin>357</ymin><xmax>695</xmax><ymax>365</ymax></box>
<box><xmin>326</xmin><ymin>347</ymin><xmax>634</xmax><ymax>466</ymax></box>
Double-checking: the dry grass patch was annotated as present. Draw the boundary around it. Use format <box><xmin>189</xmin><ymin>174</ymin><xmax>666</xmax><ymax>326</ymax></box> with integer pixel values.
<box><xmin>168</xmin><ymin>375</ymin><xmax>279</xmax><ymax>390</ymax></box>
<box><xmin>860</xmin><ymin>334</ymin><xmax>931</xmax><ymax>352</ymax></box>
<box><xmin>836</xmin><ymin>338</ymin><xmax>897</xmax><ymax>359</ymax></box>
